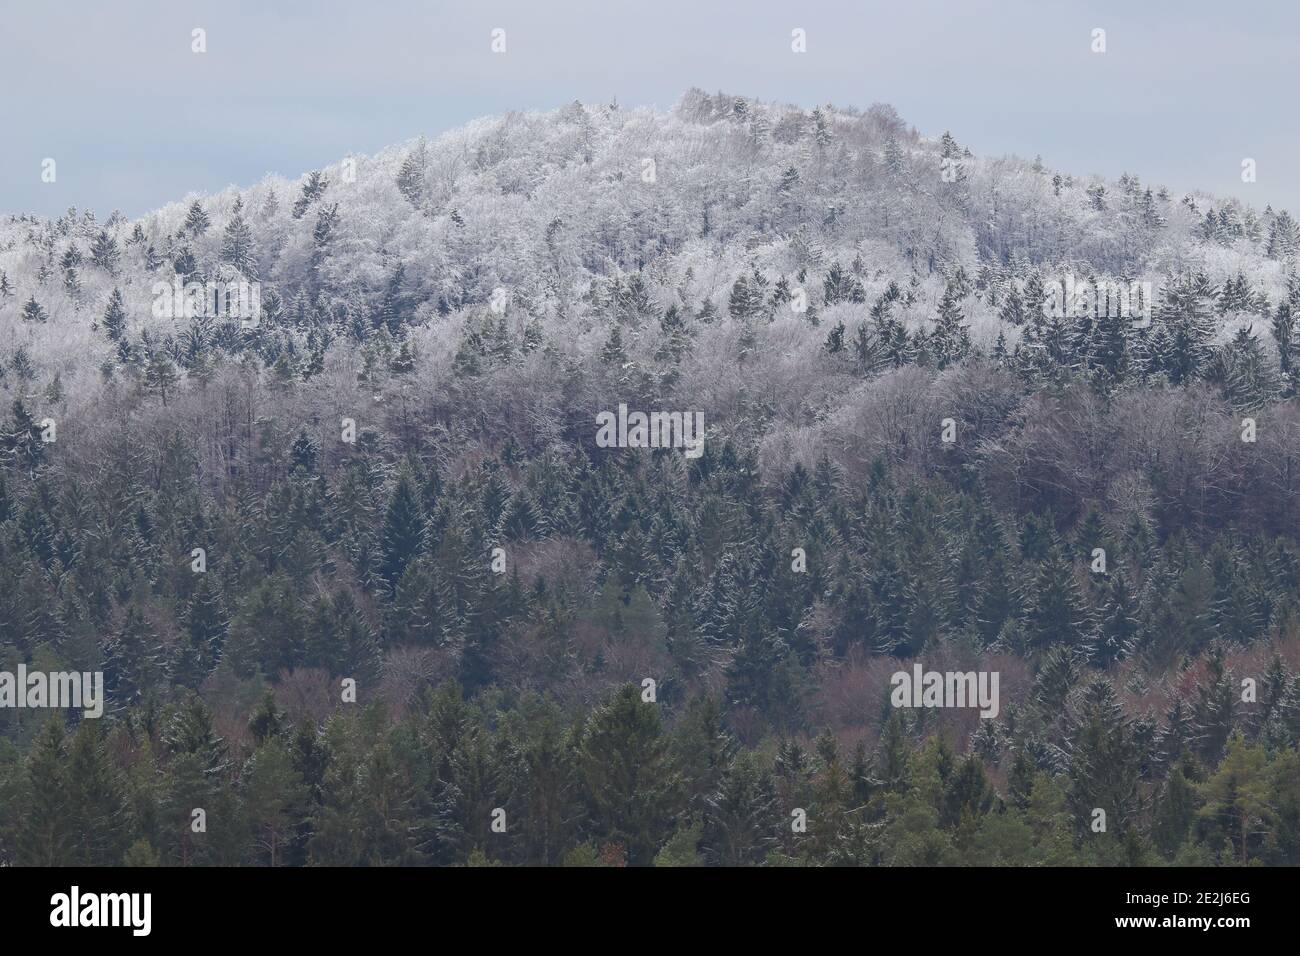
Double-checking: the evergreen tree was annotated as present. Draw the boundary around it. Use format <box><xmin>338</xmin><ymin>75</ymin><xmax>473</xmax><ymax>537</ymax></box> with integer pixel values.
<box><xmin>576</xmin><ymin>685</ymin><xmax>681</xmax><ymax>865</ymax></box>
<box><xmin>1022</xmin><ymin>545</ymin><xmax>1089</xmax><ymax>651</ymax></box>
<box><xmin>292</xmin><ymin>170</ymin><xmax>329</xmax><ymax>219</ymax></box>
<box><xmin>21</xmin><ymin>295</ymin><xmax>48</xmax><ymax>323</ymax></box>
<box><xmin>397</xmin><ymin>139</ymin><xmax>429</xmax><ymax>206</ymax></box>
<box><xmin>220</xmin><ymin>197</ymin><xmax>258</xmax><ymax>277</ymax></box>
<box><xmin>184</xmin><ymin>201</ymin><xmax>211</xmax><ymax>237</ymax></box>
<box><xmin>19</xmin><ymin>718</ymin><xmax>73</xmax><ymax>866</ymax></box>
<box><xmin>379</xmin><ymin>469</ymin><xmax>424</xmax><ymax>591</ymax></box>
<box><xmin>66</xmin><ymin>719</ymin><xmax>129</xmax><ymax>865</ymax></box>
<box><xmin>143</xmin><ymin>350</ymin><xmax>180</xmax><ymax>405</ymax></box>
<box><xmin>90</xmin><ymin>229</ymin><xmax>121</xmax><ymax>274</ymax></box>
<box><xmin>102</xmin><ymin>287</ymin><xmax>128</xmax><ymax>341</ymax></box>
<box><xmin>1266</xmin><ymin>210</ymin><xmax>1299</xmax><ymax>260</ymax></box>
<box><xmin>243</xmin><ymin>737</ymin><xmax>306</xmax><ymax>867</ymax></box>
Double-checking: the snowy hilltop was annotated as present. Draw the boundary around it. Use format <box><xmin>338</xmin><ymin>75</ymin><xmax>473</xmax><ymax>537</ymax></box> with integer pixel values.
<box><xmin>1</xmin><ymin>89</ymin><xmax>1297</xmax><ymax>480</ymax></box>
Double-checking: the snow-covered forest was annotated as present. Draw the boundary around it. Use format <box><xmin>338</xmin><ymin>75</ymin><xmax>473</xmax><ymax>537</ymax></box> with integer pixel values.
<box><xmin>1</xmin><ymin>90</ymin><xmax>1298</xmax><ymax>868</ymax></box>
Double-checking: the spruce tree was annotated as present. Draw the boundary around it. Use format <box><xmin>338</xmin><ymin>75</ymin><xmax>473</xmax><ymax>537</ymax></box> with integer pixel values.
<box><xmin>90</xmin><ymin>229</ymin><xmax>121</xmax><ymax>274</ymax></box>
<box><xmin>102</xmin><ymin>287</ymin><xmax>128</xmax><ymax>340</ymax></box>
<box><xmin>379</xmin><ymin>469</ymin><xmax>424</xmax><ymax>590</ymax></box>
<box><xmin>184</xmin><ymin>200</ymin><xmax>211</xmax><ymax>236</ymax></box>
<box><xmin>576</xmin><ymin>684</ymin><xmax>681</xmax><ymax>865</ymax></box>
<box><xmin>21</xmin><ymin>295</ymin><xmax>48</xmax><ymax>323</ymax></box>
<box><xmin>220</xmin><ymin>197</ymin><xmax>257</xmax><ymax>276</ymax></box>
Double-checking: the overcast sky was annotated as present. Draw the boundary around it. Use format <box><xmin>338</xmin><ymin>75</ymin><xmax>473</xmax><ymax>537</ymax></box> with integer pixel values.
<box><xmin>3</xmin><ymin>0</ymin><xmax>1297</xmax><ymax>219</ymax></box>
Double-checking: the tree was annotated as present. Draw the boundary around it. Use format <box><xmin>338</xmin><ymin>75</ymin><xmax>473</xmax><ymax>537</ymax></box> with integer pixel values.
<box><xmin>1271</xmin><ymin>301</ymin><xmax>1296</xmax><ymax>379</ymax></box>
<box><xmin>21</xmin><ymin>296</ymin><xmax>48</xmax><ymax>323</ymax></box>
<box><xmin>397</xmin><ymin>138</ymin><xmax>429</xmax><ymax>205</ymax></box>
<box><xmin>576</xmin><ymin>685</ymin><xmax>680</xmax><ymax>865</ymax></box>
<box><xmin>243</xmin><ymin>737</ymin><xmax>306</xmax><ymax>867</ymax></box>
<box><xmin>1193</xmin><ymin>644</ymin><xmax>1237</xmax><ymax>765</ymax></box>
<box><xmin>1152</xmin><ymin>757</ymin><xmax>1200</xmax><ymax>859</ymax></box>
<box><xmin>1065</xmin><ymin>678</ymin><xmax>1143</xmax><ymax>836</ymax></box>
<box><xmin>1022</xmin><ymin>545</ymin><xmax>1089</xmax><ymax>651</ymax></box>
<box><xmin>1213</xmin><ymin>326</ymin><xmax>1281</xmax><ymax>409</ymax></box>
<box><xmin>90</xmin><ymin>229</ymin><xmax>121</xmax><ymax>274</ymax></box>
<box><xmin>1152</xmin><ymin>273</ymin><xmax>1216</xmax><ymax>384</ymax></box>
<box><xmin>103</xmin><ymin>606</ymin><xmax>165</xmax><ymax>708</ymax></box>
<box><xmin>220</xmin><ymin>197</ymin><xmax>258</xmax><ymax>276</ymax></box>
<box><xmin>379</xmin><ymin>469</ymin><xmax>423</xmax><ymax>590</ymax></box>
<box><xmin>66</xmin><ymin>719</ymin><xmax>129</xmax><ymax>865</ymax></box>
<box><xmin>292</xmin><ymin>170</ymin><xmax>329</xmax><ymax>219</ymax></box>
<box><xmin>184</xmin><ymin>200</ymin><xmax>211</xmax><ymax>236</ymax></box>
<box><xmin>930</xmin><ymin>283</ymin><xmax>972</xmax><ymax>368</ymax></box>
<box><xmin>102</xmin><ymin>288</ymin><xmax>128</xmax><ymax>340</ymax></box>
<box><xmin>1091</xmin><ymin>571</ymin><xmax>1139</xmax><ymax>667</ymax></box>
<box><xmin>1199</xmin><ymin>734</ymin><xmax>1271</xmax><ymax>864</ymax></box>
<box><xmin>19</xmin><ymin>718</ymin><xmax>73</xmax><ymax>866</ymax></box>
<box><xmin>144</xmin><ymin>350</ymin><xmax>180</xmax><ymax>405</ymax></box>
<box><xmin>2</xmin><ymin>400</ymin><xmax>47</xmax><ymax>474</ymax></box>
<box><xmin>176</xmin><ymin>575</ymin><xmax>227</xmax><ymax>687</ymax></box>
<box><xmin>883</xmin><ymin>136</ymin><xmax>904</xmax><ymax>174</ymax></box>
<box><xmin>1266</xmin><ymin>210</ymin><xmax>1299</xmax><ymax>260</ymax></box>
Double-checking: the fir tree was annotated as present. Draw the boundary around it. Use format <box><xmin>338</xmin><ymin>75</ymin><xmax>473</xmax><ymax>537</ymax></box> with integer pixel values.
<box><xmin>21</xmin><ymin>295</ymin><xmax>48</xmax><ymax>323</ymax></box>
<box><xmin>184</xmin><ymin>200</ymin><xmax>211</xmax><ymax>236</ymax></box>
<box><xmin>102</xmin><ymin>287</ymin><xmax>128</xmax><ymax>341</ymax></box>
<box><xmin>220</xmin><ymin>196</ymin><xmax>258</xmax><ymax>277</ymax></box>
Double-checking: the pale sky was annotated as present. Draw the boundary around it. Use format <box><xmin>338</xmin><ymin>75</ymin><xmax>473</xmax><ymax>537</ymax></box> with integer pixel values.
<box><xmin>2</xmin><ymin>0</ymin><xmax>1298</xmax><ymax>219</ymax></box>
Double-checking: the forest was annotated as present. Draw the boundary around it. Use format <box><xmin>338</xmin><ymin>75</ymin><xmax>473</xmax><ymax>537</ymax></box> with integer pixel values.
<box><xmin>0</xmin><ymin>90</ymin><xmax>1298</xmax><ymax>866</ymax></box>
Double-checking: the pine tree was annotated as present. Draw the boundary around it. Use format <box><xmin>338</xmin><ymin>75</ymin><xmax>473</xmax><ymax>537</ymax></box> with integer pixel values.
<box><xmin>1214</xmin><ymin>326</ymin><xmax>1281</xmax><ymax>409</ymax></box>
<box><xmin>1065</xmin><ymin>678</ymin><xmax>1143</xmax><ymax>836</ymax></box>
<box><xmin>1198</xmin><ymin>733</ymin><xmax>1271</xmax><ymax>864</ymax></box>
<box><xmin>144</xmin><ymin>350</ymin><xmax>180</xmax><ymax>405</ymax></box>
<box><xmin>220</xmin><ymin>197</ymin><xmax>258</xmax><ymax>277</ymax></box>
<box><xmin>1091</xmin><ymin>571</ymin><xmax>1139</xmax><ymax>667</ymax></box>
<box><xmin>576</xmin><ymin>684</ymin><xmax>681</xmax><ymax>865</ymax></box>
<box><xmin>1270</xmin><ymin>301</ymin><xmax>1296</xmax><ymax>379</ymax></box>
<box><xmin>1152</xmin><ymin>757</ymin><xmax>1200</xmax><ymax>859</ymax></box>
<box><xmin>1022</xmin><ymin>545</ymin><xmax>1089</xmax><ymax>651</ymax></box>
<box><xmin>1266</xmin><ymin>210</ymin><xmax>1299</xmax><ymax>260</ymax></box>
<box><xmin>65</xmin><ymin>719</ymin><xmax>129</xmax><ymax>865</ymax></box>
<box><xmin>396</xmin><ymin>138</ymin><xmax>429</xmax><ymax>205</ymax></box>
<box><xmin>162</xmin><ymin>693</ymin><xmax>231</xmax><ymax>779</ymax></box>
<box><xmin>19</xmin><ymin>718</ymin><xmax>73</xmax><ymax>865</ymax></box>
<box><xmin>1193</xmin><ymin>644</ymin><xmax>1237</xmax><ymax>765</ymax></box>
<box><xmin>102</xmin><ymin>287</ymin><xmax>128</xmax><ymax>341</ymax></box>
<box><xmin>883</xmin><ymin>136</ymin><xmax>905</xmax><ymax>174</ymax></box>
<box><xmin>600</xmin><ymin>324</ymin><xmax>627</xmax><ymax>366</ymax></box>
<box><xmin>103</xmin><ymin>606</ymin><xmax>165</xmax><ymax>708</ymax></box>
<box><xmin>292</xmin><ymin>170</ymin><xmax>329</xmax><ymax>219</ymax></box>
<box><xmin>176</xmin><ymin>575</ymin><xmax>227</xmax><ymax>686</ymax></box>
<box><xmin>698</xmin><ymin>753</ymin><xmax>778</xmax><ymax>865</ymax></box>
<box><xmin>930</xmin><ymin>283</ymin><xmax>972</xmax><ymax>368</ymax></box>
<box><xmin>824</xmin><ymin>320</ymin><xmax>846</xmax><ymax>354</ymax></box>
<box><xmin>243</xmin><ymin>737</ymin><xmax>306</xmax><ymax>867</ymax></box>
<box><xmin>822</xmin><ymin>261</ymin><xmax>865</xmax><ymax>305</ymax></box>
<box><xmin>1157</xmin><ymin>273</ymin><xmax>1217</xmax><ymax>384</ymax></box>
<box><xmin>2</xmin><ymin>400</ymin><xmax>47</xmax><ymax>474</ymax></box>
<box><xmin>21</xmin><ymin>295</ymin><xmax>48</xmax><ymax>323</ymax></box>
<box><xmin>379</xmin><ymin>469</ymin><xmax>424</xmax><ymax>590</ymax></box>
<box><xmin>90</xmin><ymin>229</ymin><xmax>121</xmax><ymax>274</ymax></box>
<box><xmin>184</xmin><ymin>200</ymin><xmax>211</xmax><ymax>236</ymax></box>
